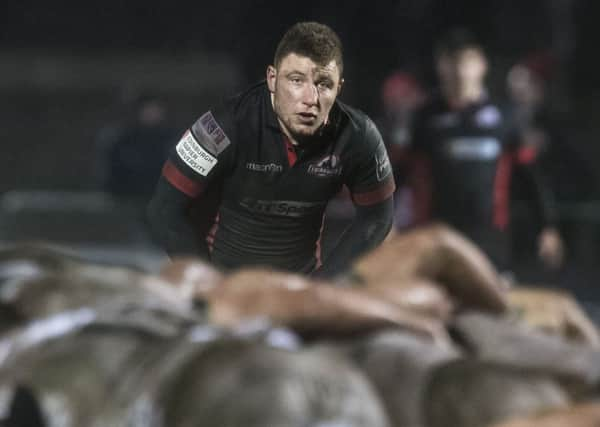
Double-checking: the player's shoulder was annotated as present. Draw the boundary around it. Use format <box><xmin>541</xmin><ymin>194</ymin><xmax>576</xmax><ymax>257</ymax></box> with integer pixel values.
<box><xmin>335</xmin><ymin>100</ymin><xmax>381</xmax><ymax>143</ymax></box>
<box><xmin>335</xmin><ymin>100</ymin><xmax>370</xmax><ymax>129</ymax></box>
<box><xmin>223</xmin><ymin>81</ymin><xmax>268</xmax><ymax>115</ymax></box>
<box><xmin>197</xmin><ymin>81</ymin><xmax>265</xmax><ymax>123</ymax></box>
<box><xmin>189</xmin><ymin>82</ymin><xmax>269</xmax><ymax>152</ymax></box>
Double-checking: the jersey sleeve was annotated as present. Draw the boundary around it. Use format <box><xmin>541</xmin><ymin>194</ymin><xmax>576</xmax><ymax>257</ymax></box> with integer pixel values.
<box><xmin>162</xmin><ymin>103</ymin><xmax>236</xmax><ymax>198</ymax></box>
<box><xmin>345</xmin><ymin>118</ymin><xmax>396</xmax><ymax>206</ymax></box>
<box><xmin>499</xmin><ymin>106</ymin><xmax>539</xmax><ymax>163</ymax></box>
<box><xmin>500</xmin><ymin>106</ymin><xmax>558</xmax><ymax>227</ymax></box>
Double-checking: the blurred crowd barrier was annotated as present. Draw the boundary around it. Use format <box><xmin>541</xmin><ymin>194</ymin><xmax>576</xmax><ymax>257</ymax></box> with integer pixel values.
<box><xmin>0</xmin><ymin>50</ymin><xmax>243</xmax><ymax>194</ymax></box>
<box><xmin>0</xmin><ymin>190</ymin><xmax>166</xmax><ymax>272</ymax></box>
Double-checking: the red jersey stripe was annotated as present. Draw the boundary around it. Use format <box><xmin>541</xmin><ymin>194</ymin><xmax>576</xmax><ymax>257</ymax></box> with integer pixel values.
<box><xmin>493</xmin><ymin>152</ymin><xmax>514</xmax><ymax>230</ymax></box>
<box><xmin>284</xmin><ymin>137</ymin><xmax>298</xmax><ymax>167</ymax></box>
<box><xmin>205</xmin><ymin>212</ymin><xmax>220</xmax><ymax>254</ymax></box>
<box><xmin>162</xmin><ymin>160</ymin><xmax>204</xmax><ymax>197</ymax></box>
<box><xmin>314</xmin><ymin>214</ymin><xmax>326</xmax><ymax>269</ymax></box>
<box><xmin>408</xmin><ymin>153</ymin><xmax>432</xmax><ymax>225</ymax></box>
<box><xmin>515</xmin><ymin>145</ymin><xmax>538</xmax><ymax>165</ymax></box>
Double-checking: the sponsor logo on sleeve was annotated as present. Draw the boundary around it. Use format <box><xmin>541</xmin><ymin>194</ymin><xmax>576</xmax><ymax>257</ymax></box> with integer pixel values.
<box><xmin>375</xmin><ymin>148</ymin><xmax>392</xmax><ymax>181</ymax></box>
<box><xmin>176</xmin><ymin>131</ymin><xmax>218</xmax><ymax>176</ymax></box>
<box><xmin>190</xmin><ymin>111</ymin><xmax>231</xmax><ymax>156</ymax></box>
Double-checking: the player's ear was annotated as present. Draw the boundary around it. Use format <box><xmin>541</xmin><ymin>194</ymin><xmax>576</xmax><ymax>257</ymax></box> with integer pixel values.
<box><xmin>266</xmin><ymin>65</ymin><xmax>277</xmax><ymax>93</ymax></box>
<box><xmin>337</xmin><ymin>78</ymin><xmax>344</xmax><ymax>95</ymax></box>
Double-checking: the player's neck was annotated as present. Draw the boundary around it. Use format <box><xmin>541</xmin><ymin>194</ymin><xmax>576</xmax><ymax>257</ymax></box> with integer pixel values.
<box><xmin>270</xmin><ymin>93</ymin><xmax>299</xmax><ymax>145</ymax></box>
<box><xmin>277</xmin><ymin>118</ymin><xmax>300</xmax><ymax>146</ymax></box>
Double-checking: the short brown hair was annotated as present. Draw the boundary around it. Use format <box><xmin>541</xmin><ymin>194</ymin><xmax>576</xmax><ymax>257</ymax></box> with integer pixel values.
<box><xmin>434</xmin><ymin>28</ymin><xmax>484</xmax><ymax>59</ymax></box>
<box><xmin>274</xmin><ymin>22</ymin><xmax>344</xmax><ymax>76</ymax></box>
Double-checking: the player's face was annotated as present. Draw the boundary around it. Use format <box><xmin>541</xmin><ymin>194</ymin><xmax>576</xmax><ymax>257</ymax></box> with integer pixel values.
<box><xmin>437</xmin><ymin>48</ymin><xmax>487</xmax><ymax>90</ymax></box>
<box><xmin>507</xmin><ymin>65</ymin><xmax>543</xmax><ymax>107</ymax></box>
<box><xmin>267</xmin><ymin>53</ymin><xmax>343</xmax><ymax>141</ymax></box>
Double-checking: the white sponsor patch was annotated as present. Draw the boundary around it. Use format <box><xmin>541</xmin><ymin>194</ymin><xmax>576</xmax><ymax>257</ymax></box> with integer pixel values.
<box><xmin>446</xmin><ymin>137</ymin><xmax>501</xmax><ymax>160</ymax></box>
<box><xmin>176</xmin><ymin>131</ymin><xmax>217</xmax><ymax>176</ymax></box>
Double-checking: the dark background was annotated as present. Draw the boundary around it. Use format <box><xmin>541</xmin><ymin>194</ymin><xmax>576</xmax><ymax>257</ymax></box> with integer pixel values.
<box><xmin>0</xmin><ymin>0</ymin><xmax>599</xmax><ymax>293</ymax></box>
<box><xmin>1</xmin><ymin>0</ymin><xmax>599</xmax><ymax>189</ymax></box>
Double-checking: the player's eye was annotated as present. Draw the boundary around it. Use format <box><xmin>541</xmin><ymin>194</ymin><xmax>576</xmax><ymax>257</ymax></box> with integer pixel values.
<box><xmin>317</xmin><ymin>80</ymin><xmax>333</xmax><ymax>90</ymax></box>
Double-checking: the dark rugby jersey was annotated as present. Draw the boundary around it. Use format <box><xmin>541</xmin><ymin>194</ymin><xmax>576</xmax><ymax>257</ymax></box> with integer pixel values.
<box><xmin>163</xmin><ymin>81</ymin><xmax>395</xmax><ymax>273</ymax></box>
<box><xmin>410</xmin><ymin>95</ymin><xmax>546</xmax><ymax>227</ymax></box>
<box><xmin>405</xmin><ymin>94</ymin><xmax>555</xmax><ymax>267</ymax></box>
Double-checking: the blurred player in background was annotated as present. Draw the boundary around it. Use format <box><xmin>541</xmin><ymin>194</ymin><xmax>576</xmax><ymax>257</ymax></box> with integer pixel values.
<box><xmin>396</xmin><ymin>29</ymin><xmax>563</xmax><ymax>272</ymax></box>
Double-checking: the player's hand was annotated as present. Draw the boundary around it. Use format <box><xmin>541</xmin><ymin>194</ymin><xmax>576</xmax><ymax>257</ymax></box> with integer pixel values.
<box><xmin>537</xmin><ymin>227</ymin><xmax>564</xmax><ymax>270</ymax></box>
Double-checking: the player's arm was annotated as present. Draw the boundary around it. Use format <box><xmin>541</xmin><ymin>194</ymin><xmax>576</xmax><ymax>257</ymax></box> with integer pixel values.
<box><xmin>147</xmin><ymin>110</ymin><xmax>234</xmax><ymax>259</ymax></box>
<box><xmin>316</xmin><ymin>119</ymin><xmax>396</xmax><ymax>278</ymax></box>
<box><xmin>316</xmin><ymin>196</ymin><xmax>394</xmax><ymax>279</ymax></box>
<box><xmin>512</xmin><ymin>128</ymin><xmax>563</xmax><ymax>267</ymax></box>
<box><xmin>147</xmin><ymin>175</ymin><xmax>208</xmax><ymax>258</ymax></box>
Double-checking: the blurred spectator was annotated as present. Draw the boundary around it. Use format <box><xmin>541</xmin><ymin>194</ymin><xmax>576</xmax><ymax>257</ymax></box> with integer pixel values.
<box><xmin>506</xmin><ymin>52</ymin><xmax>597</xmax><ymax>273</ymax></box>
<box><xmin>379</xmin><ymin>71</ymin><xmax>427</xmax><ymax>168</ymax></box>
<box><xmin>396</xmin><ymin>28</ymin><xmax>563</xmax><ymax>272</ymax></box>
<box><xmin>507</xmin><ymin>52</ymin><xmax>597</xmax><ymax>203</ymax></box>
<box><xmin>506</xmin><ymin>52</ymin><xmax>553</xmax><ymax>130</ymax></box>
<box><xmin>95</xmin><ymin>93</ymin><xmax>179</xmax><ymax>203</ymax></box>
<box><xmin>377</xmin><ymin>70</ymin><xmax>427</xmax><ymax>228</ymax></box>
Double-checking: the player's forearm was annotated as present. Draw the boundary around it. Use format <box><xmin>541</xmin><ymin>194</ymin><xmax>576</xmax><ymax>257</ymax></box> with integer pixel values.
<box><xmin>317</xmin><ymin>196</ymin><xmax>394</xmax><ymax>278</ymax></box>
<box><xmin>147</xmin><ymin>177</ymin><xmax>209</xmax><ymax>259</ymax></box>
<box><xmin>520</xmin><ymin>162</ymin><xmax>559</xmax><ymax>227</ymax></box>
